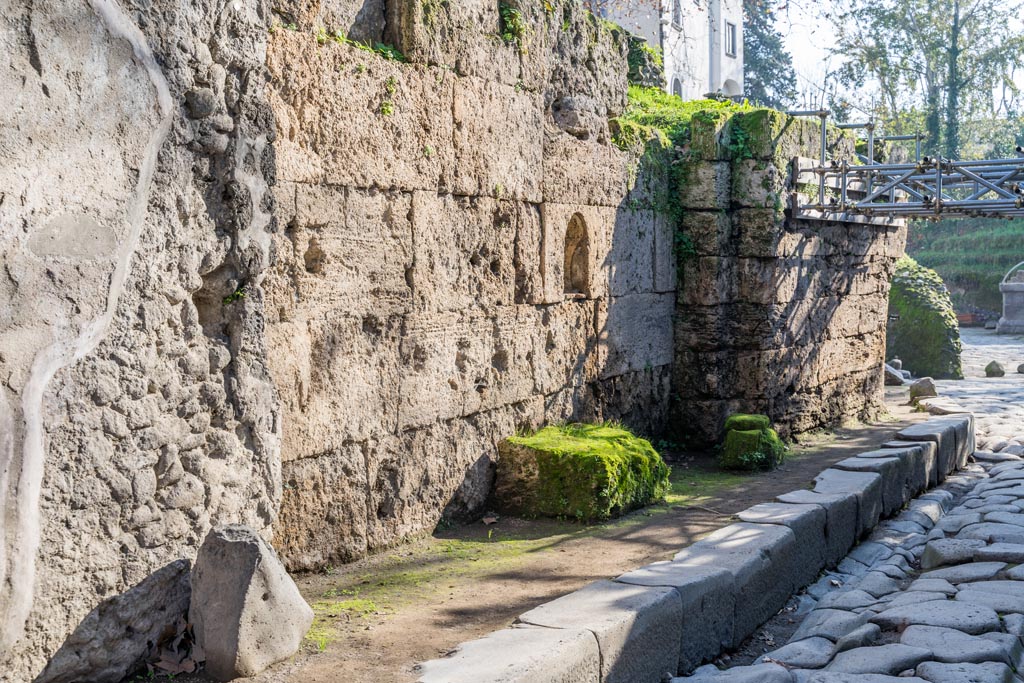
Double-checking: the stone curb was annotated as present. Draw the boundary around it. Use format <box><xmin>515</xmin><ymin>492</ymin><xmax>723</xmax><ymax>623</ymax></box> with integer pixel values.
<box><xmin>414</xmin><ymin>416</ymin><xmax>974</xmax><ymax>683</ymax></box>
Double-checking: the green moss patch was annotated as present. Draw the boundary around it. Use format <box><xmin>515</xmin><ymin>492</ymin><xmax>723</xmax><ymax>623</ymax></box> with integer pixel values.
<box><xmin>495</xmin><ymin>423</ymin><xmax>671</xmax><ymax>521</ymax></box>
<box><xmin>887</xmin><ymin>256</ymin><xmax>963</xmax><ymax>379</ymax></box>
<box><xmin>717</xmin><ymin>415</ymin><xmax>786</xmax><ymax>471</ymax></box>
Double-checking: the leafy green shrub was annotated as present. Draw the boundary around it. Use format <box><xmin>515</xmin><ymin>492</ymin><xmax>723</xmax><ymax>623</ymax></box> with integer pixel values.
<box><xmin>887</xmin><ymin>256</ymin><xmax>963</xmax><ymax>379</ymax></box>
<box><xmin>717</xmin><ymin>415</ymin><xmax>786</xmax><ymax>471</ymax></box>
<box><xmin>499</xmin><ymin>4</ymin><xmax>528</xmax><ymax>49</ymax></box>
<box><xmin>495</xmin><ymin>423</ymin><xmax>671</xmax><ymax>521</ymax></box>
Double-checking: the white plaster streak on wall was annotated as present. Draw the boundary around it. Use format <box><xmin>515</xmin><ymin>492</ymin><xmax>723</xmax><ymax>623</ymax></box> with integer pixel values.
<box><xmin>0</xmin><ymin>0</ymin><xmax>173</xmax><ymax>650</ymax></box>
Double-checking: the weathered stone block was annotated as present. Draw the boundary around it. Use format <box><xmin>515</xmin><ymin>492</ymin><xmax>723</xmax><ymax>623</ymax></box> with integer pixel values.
<box><xmin>596</xmin><ymin>293</ymin><xmax>675</xmax><ymax>380</ymax></box>
<box><xmin>191</xmin><ymin>526</ymin><xmax>313</xmax><ymax>680</ymax></box>
<box><xmin>731</xmin><ymin>160</ymin><xmax>786</xmax><ymax>210</ymax></box>
<box><xmin>615</xmin><ymin>562</ymin><xmax>734</xmax><ymax>674</ymax></box>
<box><xmin>678</xmin><ymin>161</ymin><xmax>730</xmax><ymax>209</ymax></box>
<box><xmin>276</xmin><ymin>447</ymin><xmax>369</xmax><ymax>570</ymax></box>
<box><xmin>813</xmin><ymin>469</ymin><xmax>883</xmax><ymax>537</ymax></box>
<box><xmin>652</xmin><ymin>212</ymin><xmax>677</xmax><ymax>293</ymax></box>
<box><xmin>542</xmin><ymin>131</ymin><xmax>631</xmax><ymax>207</ymax></box>
<box><xmin>673</xmin><ymin>522</ymin><xmax>799</xmax><ymax>647</ymax></box>
<box><xmin>452</xmin><ymin>76</ymin><xmax>543</xmax><ymax>202</ymax></box>
<box><xmin>733</xmin><ymin>208</ymin><xmax>786</xmax><ymax>258</ymax></box>
<box><xmin>518</xmin><ymin>580</ymin><xmax>682</xmax><ymax>683</ymax></box>
<box><xmin>267</xmin><ymin>35</ymin><xmax>455</xmax><ymax>190</ymax></box>
<box><xmin>738</xmin><ymin>503</ymin><xmax>828</xmax><ymax>584</ymax></box>
<box><xmin>680</xmin><ymin>210</ymin><xmax>734</xmax><ymax>258</ymax></box>
<box><xmin>415</xmin><ymin>625</ymin><xmax>600</xmax><ymax>683</ymax></box>
<box><xmin>678</xmin><ymin>256</ymin><xmax>738</xmax><ymax>306</ymax></box>
<box><xmin>896</xmin><ymin>421</ymin><xmax>958</xmax><ymax>480</ymax></box>
<box><xmin>540</xmin><ymin>203</ymin><xmax>614</xmax><ymax>303</ymax></box>
<box><xmin>608</xmin><ymin>207</ymin><xmax>655</xmax><ymax>296</ymax></box>
<box><xmin>833</xmin><ymin>454</ymin><xmax>910</xmax><ymax>517</ymax></box>
<box><xmin>777</xmin><ymin>489</ymin><xmax>859</xmax><ymax>567</ymax></box>
<box><xmin>410</xmin><ymin>192</ymin><xmax>528</xmax><ymax>312</ymax></box>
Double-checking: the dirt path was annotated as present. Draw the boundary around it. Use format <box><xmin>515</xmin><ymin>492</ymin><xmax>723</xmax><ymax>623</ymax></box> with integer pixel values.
<box><xmin>240</xmin><ymin>399</ymin><xmax>926</xmax><ymax>683</ymax></box>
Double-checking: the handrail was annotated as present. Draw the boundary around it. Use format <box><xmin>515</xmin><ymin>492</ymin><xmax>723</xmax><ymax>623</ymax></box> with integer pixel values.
<box><xmin>1002</xmin><ymin>261</ymin><xmax>1024</xmax><ymax>285</ymax></box>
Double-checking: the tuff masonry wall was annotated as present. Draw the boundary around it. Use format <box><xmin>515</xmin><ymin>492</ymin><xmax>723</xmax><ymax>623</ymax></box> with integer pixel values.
<box><xmin>672</xmin><ymin>111</ymin><xmax>908</xmax><ymax>443</ymax></box>
<box><xmin>263</xmin><ymin>2</ymin><xmax>677</xmax><ymax>570</ymax></box>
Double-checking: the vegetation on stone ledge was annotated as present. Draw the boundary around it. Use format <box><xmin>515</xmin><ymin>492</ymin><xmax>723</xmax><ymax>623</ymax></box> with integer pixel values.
<box><xmin>718</xmin><ymin>414</ymin><xmax>786</xmax><ymax>471</ymax></box>
<box><xmin>887</xmin><ymin>256</ymin><xmax>964</xmax><ymax>379</ymax></box>
<box><xmin>496</xmin><ymin>422</ymin><xmax>670</xmax><ymax>521</ymax></box>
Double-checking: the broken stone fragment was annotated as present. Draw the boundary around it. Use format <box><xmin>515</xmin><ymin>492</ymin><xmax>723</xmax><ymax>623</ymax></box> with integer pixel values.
<box><xmin>909</xmin><ymin>377</ymin><xmax>937</xmax><ymax>401</ymax></box>
<box><xmin>190</xmin><ymin>525</ymin><xmax>313</xmax><ymax>680</ymax></box>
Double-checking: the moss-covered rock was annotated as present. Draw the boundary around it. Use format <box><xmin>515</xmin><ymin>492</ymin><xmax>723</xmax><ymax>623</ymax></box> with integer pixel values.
<box><xmin>717</xmin><ymin>414</ymin><xmax>786</xmax><ymax>471</ymax></box>
<box><xmin>985</xmin><ymin>361</ymin><xmax>1005</xmax><ymax>377</ymax></box>
<box><xmin>887</xmin><ymin>256</ymin><xmax>963</xmax><ymax>379</ymax></box>
<box><xmin>724</xmin><ymin>413</ymin><xmax>771</xmax><ymax>431</ymax></box>
<box><xmin>494</xmin><ymin>423</ymin><xmax>670</xmax><ymax>521</ymax></box>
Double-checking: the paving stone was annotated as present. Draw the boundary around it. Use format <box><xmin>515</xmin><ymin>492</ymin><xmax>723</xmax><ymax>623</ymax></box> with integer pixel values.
<box><xmin>899</xmin><ymin>625</ymin><xmax>1011</xmax><ymax>665</ymax></box>
<box><xmin>976</xmin><ymin>632</ymin><xmax>1024</xmax><ymax>668</ymax></box>
<box><xmin>615</xmin><ymin>561</ymin><xmax>733</xmax><ymax>673</ymax></box>
<box><xmin>777</xmin><ymin>490</ymin><xmax>859</xmax><ymax>567</ymax></box>
<box><xmin>813</xmin><ymin>469</ymin><xmax>884</xmax><ymax>538</ymax></box>
<box><xmin>857</xmin><ymin>572</ymin><xmax>902</xmax><ymax>598</ymax></box>
<box><xmin>975</xmin><ymin>450</ymin><xmax>1023</xmax><ymax>463</ymax></box>
<box><xmin>848</xmin><ymin>542</ymin><xmax>893</xmax><ymax>568</ymax></box>
<box><xmin>870</xmin><ymin>600</ymin><xmax>1001</xmax><ymax>635</ymax></box>
<box><xmin>920</xmin><ymin>539</ymin><xmax>987</xmax><ymax>569</ymax></box>
<box><xmin>837</xmin><ymin>557</ymin><xmax>872</xmax><ymax>578</ymax></box>
<box><xmin>881</xmin><ymin>520</ymin><xmax>928</xmax><ymax>535</ymax></box>
<box><xmin>817</xmin><ymin>589</ymin><xmax>878</xmax><ymax>611</ymax></box>
<box><xmin>957</xmin><ymin>579</ymin><xmax>1024</xmax><ymax>598</ymax></box>
<box><xmin>1006</xmin><ymin>565</ymin><xmax>1024</xmax><ymax>580</ymax></box>
<box><xmin>833</xmin><ymin>456</ymin><xmax>908</xmax><ymax>518</ymax></box>
<box><xmin>517</xmin><ymin>580</ymin><xmax>681</xmax><ymax>683</ymax></box>
<box><xmin>964</xmin><ymin>504</ymin><xmax>1020</xmax><ymax>515</ymax></box>
<box><xmin>670</xmin><ymin>663</ymin><xmax>793</xmax><ymax>682</ymax></box>
<box><xmin>826</xmin><ymin>643</ymin><xmax>931</xmax><ymax>675</ymax></box>
<box><xmin>984</xmin><ymin>511</ymin><xmax>1024</xmax><ymax>527</ymax></box>
<box><xmin>973</xmin><ymin>542</ymin><xmax>1024</xmax><ymax>562</ymax></box>
<box><xmin>938</xmin><ymin>514</ymin><xmax>984</xmax><ymax>534</ymax></box>
<box><xmin>871</xmin><ymin>591</ymin><xmax>948</xmax><ymax>610</ymax></box>
<box><xmin>737</xmin><ymin>503</ymin><xmax>828</xmax><ymax>587</ymax></box>
<box><xmin>920</xmin><ymin>562</ymin><xmax>1006</xmax><ymax>583</ymax></box>
<box><xmin>914</xmin><ymin>660</ymin><xmax>1016</xmax><ymax>682</ymax></box>
<box><xmin>834</xmin><ymin>623</ymin><xmax>881</xmax><ymax>653</ymax></box>
<box><xmin>673</xmin><ymin>523</ymin><xmax>797</xmax><ymax>649</ymax></box>
<box><xmin>906</xmin><ymin>579</ymin><xmax>958</xmax><ymax>595</ymax></box>
<box><xmin>759</xmin><ymin>637</ymin><xmax>835</xmax><ymax>669</ymax></box>
<box><xmin>957</xmin><ymin>522</ymin><xmax>1024</xmax><ymax>544</ymax></box>
<box><xmin>791</xmin><ymin>609</ymin><xmax>870</xmax><ymax>643</ymax></box>
<box><xmin>954</xmin><ymin>589</ymin><xmax>1024</xmax><ymax>614</ymax></box>
<box><xmin>415</xmin><ymin>625</ymin><xmax>600</xmax><ymax>683</ymax></box>
<box><xmin>793</xmin><ymin>674</ymin><xmax>928</xmax><ymax>683</ymax></box>
<box><xmin>869</xmin><ymin>562</ymin><xmax>908</xmax><ymax>580</ymax></box>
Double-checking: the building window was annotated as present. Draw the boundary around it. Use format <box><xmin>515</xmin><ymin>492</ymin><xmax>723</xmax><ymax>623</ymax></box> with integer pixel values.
<box><xmin>672</xmin><ymin>78</ymin><xmax>683</xmax><ymax>98</ymax></box>
<box><xmin>725</xmin><ymin>21</ymin><xmax>738</xmax><ymax>57</ymax></box>
<box><xmin>563</xmin><ymin>214</ymin><xmax>590</xmax><ymax>297</ymax></box>
<box><xmin>672</xmin><ymin>0</ymin><xmax>683</xmax><ymax>27</ymax></box>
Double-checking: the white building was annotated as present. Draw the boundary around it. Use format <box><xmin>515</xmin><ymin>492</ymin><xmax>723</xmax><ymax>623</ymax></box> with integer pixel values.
<box><xmin>597</xmin><ymin>0</ymin><xmax>744</xmax><ymax>100</ymax></box>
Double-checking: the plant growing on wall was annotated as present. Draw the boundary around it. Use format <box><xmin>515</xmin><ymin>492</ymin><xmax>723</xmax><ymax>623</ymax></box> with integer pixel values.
<box><xmin>499</xmin><ymin>4</ymin><xmax>528</xmax><ymax>49</ymax></box>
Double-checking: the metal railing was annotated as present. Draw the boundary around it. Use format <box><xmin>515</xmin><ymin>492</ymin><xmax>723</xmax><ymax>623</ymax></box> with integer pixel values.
<box><xmin>788</xmin><ymin>110</ymin><xmax>1024</xmax><ymax>221</ymax></box>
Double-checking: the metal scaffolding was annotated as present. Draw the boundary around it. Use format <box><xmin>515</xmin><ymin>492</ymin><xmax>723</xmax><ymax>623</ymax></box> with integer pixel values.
<box><xmin>787</xmin><ymin>110</ymin><xmax>1024</xmax><ymax>221</ymax></box>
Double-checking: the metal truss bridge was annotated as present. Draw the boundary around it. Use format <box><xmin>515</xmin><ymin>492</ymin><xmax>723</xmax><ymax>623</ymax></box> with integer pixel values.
<box><xmin>787</xmin><ymin>110</ymin><xmax>1024</xmax><ymax>224</ymax></box>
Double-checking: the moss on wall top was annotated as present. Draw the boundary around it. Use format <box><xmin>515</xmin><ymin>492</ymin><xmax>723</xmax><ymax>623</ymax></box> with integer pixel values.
<box><xmin>887</xmin><ymin>256</ymin><xmax>964</xmax><ymax>379</ymax></box>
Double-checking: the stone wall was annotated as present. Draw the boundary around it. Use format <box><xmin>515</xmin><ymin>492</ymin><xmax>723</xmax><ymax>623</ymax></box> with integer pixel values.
<box><xmin>263</xmin><ymin>2</ymin><xmax>677</xmax><ymax>570</ymax></box>
<box><xmin>672</xmin><ymin>112</ymin><xmax>908</xmax><ymax>444</ymax></box>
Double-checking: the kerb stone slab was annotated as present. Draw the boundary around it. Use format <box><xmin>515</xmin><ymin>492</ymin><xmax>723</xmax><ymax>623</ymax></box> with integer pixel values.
<box><xmin>777</xmin><ymin>489</ymin><xmax>858</xmax><ymax>567</ymax></box>
<box><xmin>812</xmin><ymin>469</ymin><xmax>883</xmax><ymax>537</ymax></box>
<box><xmin>518</xmin><ymin>579</ymin><xmax>682</xmax><ymax>683</ymax></box>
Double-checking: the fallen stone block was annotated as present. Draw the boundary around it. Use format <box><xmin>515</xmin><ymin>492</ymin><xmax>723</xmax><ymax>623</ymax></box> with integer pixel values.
<box><xmin>415</xmin><ymin>625</ymin><xmax>600</xmax><ymax>683</ymax></box>
<box><xmin>737</xmin><ymin>503</ymin><xmax>827</xmax><ymax>586</ymax></box>
<box><xmin>673</xmin><ymin>522</ymin><xmax>798</xmax><ymax>648</ymax></box>
<box><xmin>191</xmin><ymin>525</ymin><xmax>314</xmax><ymax>681</ymax></box>
<box><xmin>615</xmin><ymin>562</ymin><xmax>733</xmax><ymax>674</ymax></box>
<box><xmin>812</xmin><ymin>469</ymin><xmax>883</xmax><ymax>538</ymax></box>
<box><xmin>777</xmin><ymin>489</ymin><xmax>859</xmax><ymax>567</ymax></box>
<box><xmin>517</xmin><ymin>579</ymin><xmax>681</xmax><ymax>683</ymax></box>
